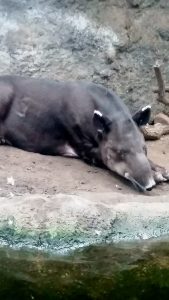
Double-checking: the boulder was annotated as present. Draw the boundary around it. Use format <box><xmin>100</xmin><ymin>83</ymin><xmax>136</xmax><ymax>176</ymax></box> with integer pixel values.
<box><xmin>154</xmin><ymin>113</ymin><xmax>169</xmax><ymax>125</ymax></box>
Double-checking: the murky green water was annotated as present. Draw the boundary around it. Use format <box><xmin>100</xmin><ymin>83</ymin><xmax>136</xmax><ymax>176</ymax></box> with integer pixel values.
<box><xmin>1</xmin><ymin>239</ymin><xmax>169</xmax><ymax>299</ymax></box>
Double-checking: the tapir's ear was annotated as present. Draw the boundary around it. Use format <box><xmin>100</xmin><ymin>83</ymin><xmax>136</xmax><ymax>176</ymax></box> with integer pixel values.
<box><xmin>132</xmin><ymin>105</ymin><xmax>151</xmax><ymax>127</ymax></box>
<box><xmin>93</xmin><ymin>110</ymin><xmax>112</xmax><ymax>134</ymax></box>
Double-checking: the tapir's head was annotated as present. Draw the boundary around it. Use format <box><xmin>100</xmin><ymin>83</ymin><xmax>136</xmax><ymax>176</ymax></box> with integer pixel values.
<box><xmin>93</xmin><ymin>106</ymin><xmax>155</xmax><ymax>192</ymax></box>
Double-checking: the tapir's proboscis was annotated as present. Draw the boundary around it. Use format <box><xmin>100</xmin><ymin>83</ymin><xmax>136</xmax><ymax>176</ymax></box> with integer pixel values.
<box><xmin>0</xmin><ymin>75</ymin><xmax>168</xmax><ymax>192</ymax></box>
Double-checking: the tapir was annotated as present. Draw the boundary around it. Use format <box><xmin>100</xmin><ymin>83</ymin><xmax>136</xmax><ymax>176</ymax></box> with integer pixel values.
<box><xmin>0</xmin><ymin>75</ymin><xmax>168</xmax><ymax>191</ymax></box>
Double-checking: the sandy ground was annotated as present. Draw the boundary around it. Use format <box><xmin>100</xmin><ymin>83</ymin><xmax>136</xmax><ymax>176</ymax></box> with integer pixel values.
<box><xmin>0</xmin><ymin>136</ymin><xmax>169</xmax><ymax>198</ymax></box>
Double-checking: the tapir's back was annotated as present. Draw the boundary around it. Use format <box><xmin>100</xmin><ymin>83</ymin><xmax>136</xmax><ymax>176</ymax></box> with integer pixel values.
<box><xmin>0</xmin><ymin>75</ymin><xmax>130</xmax><ymax>121</ymax></box>
<box><xmin>0</xmin><ymin>75</ymin><xmax>131</xmax><ymax>154</ymax></box>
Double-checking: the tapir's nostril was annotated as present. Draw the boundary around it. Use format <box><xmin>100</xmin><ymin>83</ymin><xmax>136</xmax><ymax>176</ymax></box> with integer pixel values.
<box><xmin>146</xmin><ymin>186</ymin><xmax>153</xmax><ymax>191</ymax></box>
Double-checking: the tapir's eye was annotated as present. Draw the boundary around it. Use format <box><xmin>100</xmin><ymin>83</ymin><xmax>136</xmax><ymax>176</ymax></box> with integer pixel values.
<box><xmin>117</xmin><ymin>149</ymin><xmax>127</xmax><ymax>160</ymax></box>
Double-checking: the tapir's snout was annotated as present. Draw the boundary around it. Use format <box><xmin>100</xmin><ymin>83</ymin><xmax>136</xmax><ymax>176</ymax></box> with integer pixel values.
<box><xmin>124</xmin><ymin>171</ymin><xmax>155</xmax><ymax>192</ymax></box>
<box><xmin>104</xmin><ymin>149</ymin><xmax>156</xmax><ymax>192</ymax></box>
<box><xmin>123</xmin><ymin>153</ymin><xmax>156</xmax><ymax>192</ymax></box>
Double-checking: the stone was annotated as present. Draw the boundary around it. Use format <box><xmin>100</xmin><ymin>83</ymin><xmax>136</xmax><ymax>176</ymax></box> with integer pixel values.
<box><xmin>141</xmin><ymin>123</ymin><xmax>169</xmax><ymax>140</ymax></box>
<box><xmin>126</xmin><ymin>0</ymin><xmax>142</xmax><ymax>7</ymax></box>
<box><xmin>158</xmin><ymin>29</ymin><xmax>169</xmax><ymax>41</ymax></box>
<box><xmin>154</xmin><ymin>113</ymin><xmax>169</xmax><ymax>125</ymax></box>
<box><xmin>127</xmin><ymin>0</ymin><xmax>159</xmax><ymax>8</ymax></box>
<box><xmin>159</xmin><ymin>0</ymin><xmax>169</xmax><ymax>8</ymax></box>
<box><xmin>105</xmin><ymin>47</ymin><xmax>116</xmax><ymax>64</ymax></box>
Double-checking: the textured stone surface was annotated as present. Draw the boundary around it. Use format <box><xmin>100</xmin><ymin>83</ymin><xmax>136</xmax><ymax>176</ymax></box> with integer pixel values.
<box><xmin>0</xmin><ymin>192</ymin><xmax>169</xmax><ymax>252</ymax></box>
<box><xmin>0</xmin><ymin>0</ymin><xmax>169</xmax><ymax>117</ymax></box>
<box><xmin>127</xmin><ymin>0</ymin><xmax>160</xmax><ymax>8</ymax></box>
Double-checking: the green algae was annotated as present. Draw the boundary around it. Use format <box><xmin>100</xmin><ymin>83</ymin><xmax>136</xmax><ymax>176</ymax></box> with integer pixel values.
<box><xmin>0</xmin><ymin>216</ymin><xmax>114</xmax><ymax>253</ymax></box>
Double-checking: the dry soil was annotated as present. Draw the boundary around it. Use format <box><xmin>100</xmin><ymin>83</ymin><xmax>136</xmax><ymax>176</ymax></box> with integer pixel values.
<box><xmin>0</xmin><ymin>136</ymin><xmax>169</xmax><ymax>198</ymax></box>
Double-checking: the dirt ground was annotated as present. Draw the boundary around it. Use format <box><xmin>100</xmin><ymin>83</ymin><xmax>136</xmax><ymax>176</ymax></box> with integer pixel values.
<box><xmin>0</xmin><ymin>136</ymin><xmax>169</xmax><ymax>198</ymax></box>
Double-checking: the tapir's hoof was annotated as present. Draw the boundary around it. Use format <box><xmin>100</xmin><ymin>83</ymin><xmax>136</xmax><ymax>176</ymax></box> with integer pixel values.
<box><xmin>162</xmin><ymin>169</ymin><xmax>169</xmax><ymax>181</ymax></box>
<box><xmin>152</xmin><ymin>168</ymin><xmax>169</xmax><ymax>184</ymax></box>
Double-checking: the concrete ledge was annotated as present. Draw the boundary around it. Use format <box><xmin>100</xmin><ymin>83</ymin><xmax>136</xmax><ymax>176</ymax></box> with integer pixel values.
<box><xmin>0</xmin><ymin>192</ymin><xmax>169</xmax><ymax>253</ymax></box>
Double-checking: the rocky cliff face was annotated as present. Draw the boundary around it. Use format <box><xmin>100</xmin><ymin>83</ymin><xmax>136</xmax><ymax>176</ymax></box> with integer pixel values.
<box><xmin>0</xmin><ymin>0</ymin><xmax>169</xmax><ymax>115</ymax></box>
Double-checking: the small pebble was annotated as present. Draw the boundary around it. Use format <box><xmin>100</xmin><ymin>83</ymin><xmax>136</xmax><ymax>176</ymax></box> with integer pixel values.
<box><xmin>7</xmin><ymin>176</ymin><xmax>15</xmax><ymax>186</ymax></box>
<box><xmin>115</xmin><ymin>184</ymin><xmax>122</xmax><ymax>190</ymax></box>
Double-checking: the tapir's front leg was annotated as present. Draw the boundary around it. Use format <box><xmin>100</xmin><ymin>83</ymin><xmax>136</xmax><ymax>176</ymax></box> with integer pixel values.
<box><xmin>80</xmin><ymin>145</ymin><xmax>103</xmax><ymax>167</ymax></box>
<box><xmin>70</xmin><ymin>127</ymin><xmax>103</xmax><ymax>166</ymax></box>
<box><xmin>149</xmin><ymin>159</ymin><xmax>169</xmax><ymax>184</ymax></box>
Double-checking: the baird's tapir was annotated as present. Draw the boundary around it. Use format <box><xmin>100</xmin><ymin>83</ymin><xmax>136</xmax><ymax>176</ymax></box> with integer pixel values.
<box><xmin>0</xmin><ymin>75</ymin><xmax>168</xmax><ymax>192</ymax></box>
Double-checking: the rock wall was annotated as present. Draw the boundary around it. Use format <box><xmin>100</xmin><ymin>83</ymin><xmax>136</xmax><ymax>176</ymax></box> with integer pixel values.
<box><xmin>0</xmin><ymin>0</ymin><xmax>169</xmax><ymax>114</ymax></box>
<box><xmin>0</xmin><ymin>192</ymin><xmax>169</xmax><ymax>252</ymax></box>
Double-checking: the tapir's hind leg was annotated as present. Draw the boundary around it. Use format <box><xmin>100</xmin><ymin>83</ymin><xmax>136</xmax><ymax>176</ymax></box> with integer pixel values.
<box><xmin>0</xmin><ymin>82</ymin><xmax>14</xmax><ymax>145</ymax></box>
<box><xmin>0</xmin><ymin>82</ymin><xmax>14</xmax><ymax>120</ymax></box>
<box><xmin>56</xmin><ymin>143</ymin><xmax>79</xmax><ymax>158</ymax></box>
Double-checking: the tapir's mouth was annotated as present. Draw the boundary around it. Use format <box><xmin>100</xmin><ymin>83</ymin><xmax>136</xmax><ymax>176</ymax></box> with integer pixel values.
<box><xmin>124</xmin><ymin>172</ymin><xmax>154</xmax><ymax>192</ymax></box>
